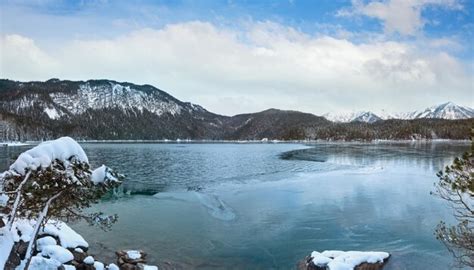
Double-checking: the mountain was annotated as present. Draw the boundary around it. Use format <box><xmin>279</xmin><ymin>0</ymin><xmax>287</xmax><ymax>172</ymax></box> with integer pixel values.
<box><xmin>403</xmin><ymin>102</ymin><xmax>474</xmax><ymax>120</ymax></box>
<box><xmin>0</xmin><ymin>79</ymin><xmax>329</xmax><ymax>140</ymax></box>
<box><xmin>222</xmin><ymin>109</ymin><xmax>330</xmax><ymax>140</ymax></box>
<box><xmin>323</xmin><ymin>111</ymin><xmax>382</xmax><ymax>123</ymax></box>
<box><xmin>324</xmin><ymin>102</ymin><xmax>474</xmax><ymax>123</ymax></box>
<box><xmin>0</xmin><ymin>79</ymin><xmax>471</xmax><ymax>141</ymax></box>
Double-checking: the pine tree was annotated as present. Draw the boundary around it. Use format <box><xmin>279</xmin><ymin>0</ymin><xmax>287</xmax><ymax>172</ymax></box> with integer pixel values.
<box><xmin>0</xmin><ymin>137</ymin><xmax>123</xmax><ymax>269</ymax></box>
<box><xmin>432</xmin><ymin>135</ymin><xmax>474</xmax><ymax>267</ymax></box>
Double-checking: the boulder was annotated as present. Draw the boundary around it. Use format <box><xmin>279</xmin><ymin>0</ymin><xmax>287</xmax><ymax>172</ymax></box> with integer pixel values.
<box><xmin>297</xmin><ymin>250</ymin><xmax>390</xmax><ymax>270</ymax></box>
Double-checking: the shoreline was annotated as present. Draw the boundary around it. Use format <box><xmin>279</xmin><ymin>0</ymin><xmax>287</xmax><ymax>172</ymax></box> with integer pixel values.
<box><xmin>1</xmin><ymin>138</ymin><xmax>470</xmax><ymax>146</ymax></box>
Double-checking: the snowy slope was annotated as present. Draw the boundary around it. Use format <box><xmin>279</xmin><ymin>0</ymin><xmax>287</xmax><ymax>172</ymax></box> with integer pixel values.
<box><xmin>323</xmin><ymin>111</ymin><xmax>382</xmax><ymax>123</ymax></box>
<box><xmin>380</xmin><ymin>102</ymin><xmax>474</xmax><ymax>120</ymax></box>
<box><xmin>0</xmin><ymin>80</ymin><xmax>207</xmax><ymax>120</ymax></box>
<box><xmin>408</xmin><ymin>102</ymin><xmax>474</xmax><ymax>120</ymax></box>
<box><xmin>324</xmin><ymin>102</ymin><xmax>473</xmax><ymax>123</ymax></box>
<box><xmin>50</xmin><ymin>82</ymin><xmax>186</xmax><ymax>116</ymax></box>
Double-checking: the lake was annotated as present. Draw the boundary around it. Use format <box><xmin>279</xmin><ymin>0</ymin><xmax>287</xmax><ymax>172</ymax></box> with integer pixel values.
<box><xmin>0</xmin><ymin>142</ymin><xmax>469</xmax><ymax>269</ymax></box>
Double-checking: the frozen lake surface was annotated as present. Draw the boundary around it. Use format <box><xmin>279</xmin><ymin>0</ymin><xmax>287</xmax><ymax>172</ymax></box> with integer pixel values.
<box><xmin>1</xmin><ymin>142</ymin><xmax>469</xmax><ymax>269</ymax></box>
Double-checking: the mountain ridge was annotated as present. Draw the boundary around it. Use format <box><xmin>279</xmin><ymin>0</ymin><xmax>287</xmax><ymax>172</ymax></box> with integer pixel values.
<box><xmin>323</xmin><ymin>102</ymin><xmax>474</xmax><ymax>123</ymax></box>
<box><xmin>0</xmin><ymin>79</ymin><xmax>472</xmax><ymax>141</ymax></box>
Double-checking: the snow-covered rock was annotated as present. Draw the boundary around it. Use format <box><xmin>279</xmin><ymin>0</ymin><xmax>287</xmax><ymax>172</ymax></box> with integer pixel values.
<box><xmin>29</xmin><ymin>255</ymin><xmax>62</xmax><ymax>269</ymax></box>
<box><xmin>302</xmin><ymin>250</ymin><xmax>390</xmax><ymax>270</ymax></box>
<box><xmin>83</xmin><ymin>256</ymin><xmax>94</xmax><ymax>264</ymax></box>
<box><xmin>41</xmin><ymin>220</ymin><xmax>89</xmax><ymax>249</ymax></box>
<box><xmin>40</xmin><ymin>245</ymin><xmax>74</xmax><ymax>263</ymax></box>
<box><xmin>107</xmin><ymin>263</ymin><xmax>120</xmax><ymax>270</ymax></box>
<box><xmin>91</xmin><ymin>165</ymin><xmax>119</xmax><ymax>184</ymax></box>
<box><xmin>36</xmin><ymin>236</ymin><xmax>57</xmax><ymax>251</ymax></box>
<box><xmin>94</xmin><ymin>261</ymin><xmax>105</xmax><ymax>270</ymax></box>
<box><xmin>142</xmin><ymin>265</ymin><xmax>159</xmax><ymax>270</ymax></box>
<box><xmin>126</xmin><ymin>250</ymin><xmax>142</xmax><ymax>260</ymax></box>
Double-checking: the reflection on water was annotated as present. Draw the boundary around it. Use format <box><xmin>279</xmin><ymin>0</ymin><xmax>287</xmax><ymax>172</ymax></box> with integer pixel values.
<box><xmin>0</xmin><ymin>141</ymin><xmax>470</xmax><ymax>269</ymax></box>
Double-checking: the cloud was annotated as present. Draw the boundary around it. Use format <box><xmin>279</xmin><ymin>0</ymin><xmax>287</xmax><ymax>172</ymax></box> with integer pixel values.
<box><xmin>338</xmin><ymin>0</ymin><xmax>463</xmax><ymax>36</ymax></box>
<box><xmin>0</xmin><ymin>21</ymin><xmax>472</xmax><ymax>115</ymax></box>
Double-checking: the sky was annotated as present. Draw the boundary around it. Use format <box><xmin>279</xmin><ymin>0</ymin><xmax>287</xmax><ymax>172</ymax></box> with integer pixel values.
<box><xmin>0</xmin><ymin>0</ymin><xmax>473</xmax><ymax>116</ymax></box>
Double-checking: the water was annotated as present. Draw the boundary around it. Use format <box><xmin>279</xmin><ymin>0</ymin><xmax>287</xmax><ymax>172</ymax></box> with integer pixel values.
<box><xmin>1</xmin><ymin>142</ymin><xmax>470</xmax><ymax>269</ymax></box>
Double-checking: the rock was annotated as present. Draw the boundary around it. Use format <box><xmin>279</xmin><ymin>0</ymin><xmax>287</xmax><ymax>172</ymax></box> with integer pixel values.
<box><xmin>5</xmin><ymin>240</ymin><xmax>29</xmax><ymax>269</ymax></box>
<box><xmin>120</xmin><ymin>263</ymin><xmax>137</xmax><ymax>270</ymax></box>
<box><xmin>297</xmin><ymin>256</ymin><xmax>326</xmax><ymax>270</ymax></box>
<box><xmin>83</xmin><ymin>256</ymin><xmax>95</xmax><ymax>265</ymax></box>
<box><xmin>71</xmin><ymin>249</ymin><xmax>87</xmax><ymax>263</ymax></box>
<box><xmin>116</xmin><ymin>250</ymin><xmax>147</xmax><ymax>265</ymax></box>
<box><xmin>355</xmin><ymin>262</ymin><xmax>388</xmax><ymax>270</ymax></box>
<box><xmin>297</xmin><ymin>251</ymin><xmax>390</xmax><ymax>270</ymax></box>
<box><xmin>73</xmin><ymin>262</ymin><xmax>95</xmax><ymax>270</ymax></box>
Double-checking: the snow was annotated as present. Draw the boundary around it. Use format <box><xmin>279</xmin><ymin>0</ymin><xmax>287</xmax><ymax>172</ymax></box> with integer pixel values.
<box><xmin>83</xmin><ymin>256</ymin><xmax>94</xmax><ymax>264</ymax></box>
<box><xmin>310</xmin><ymin>251</ymin><xmax>332</xmax><ymax>266</ymax></box>
<box><xmin>64</xmin><ymin>265</ymin><xmax>76</xmax><ymax>270</ymax></box>
<box><xmin>94</xmin><ymin>261</ymin><xmax>105</xmax><ymax>270</ymax></box>
<box><xmin>41</xmin><ymin>220</ymin><xmax>89</xmax><ymax>249</ymax></box>
<box><xmin>0</xmin><ymin>220</ymin><xmax>14</xmax><ymax>269</ymax></box>
<box><xmin>50</xmin><ymin>82</ymin><xmax>184</xmax><ymax>117</ymax></box>
<box><xmin>0</xmin><ymin>142</ymin><xmax>30</xmax><ymax>146</ymax></box>
<box><xmin>0</xmin><ymin>218</ymin><xmax>89</xmax><ymax>269</ymax></box>
<box><xmin>36</xmin><ymin>236</ymin><xmax>57</xmax><ymax>251</ymax></box>
<box><xmin>7</xmin><ymin>137</ymin><xmax>88</xmax><ymax>175</ymax></box>
<box><xmin>126</xmin><ymin>250</ymin><xmax>142</xmax><ymax>260</ymax></box>
<box><xmin>13</xmin><ymin>219</ymin><xmax>34</xmax><ymax>242</ymax></box>
<box><xmin>40</xmin><ymin>245</ymin><xmax>74</xmax><ymax>263</ymax></box>
<box><xmin>91</xmin><ymin>165</ymin><xmax>118</xmax><ymax>184</ymax></box>
<box><xmin>0</xmin><ymin>193</ymin><xmax>8</xmax><ymax>206</ymax></box>
<box><xmin>325</xmin><ymin>102</ymin><xmax>474</xmax><ymax>122</ymax></box>
<box><xmin>143</xmin><ymin>265</ymin><xmax>159</xmax><ymax>270</ymax></box>
<box><xmin>28</xmin><ymin>255</ymin><xmax>62</xmax><ymax>270</ymax></box>
<box><xmin>323</xmin><ymin>111</ymin><xmax>381</xmax><ymax>123</ymax></box>
<box><xmin>44</xmin><ymin>107</ymin><xmax>61</xmax><ymax>120</ymax></box>
<box><xmin>308</xmin><ymin>250</ymin><xmax>389</xmax><ymax>270</ymax></box>
<box><xmin>107</xmin><ymin>263</ymin><xmax>120</xmax><ymax>270</ymax></box>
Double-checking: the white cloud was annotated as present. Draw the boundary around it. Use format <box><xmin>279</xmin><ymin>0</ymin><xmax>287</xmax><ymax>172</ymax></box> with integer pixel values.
<box><xmin>0</xmin><ymin>21</ymin><xmax>472</xmax><ymax>115</ymax></box>
<box><xmin>338</xmin><ymin>0</ymin><xmax>463</xmax><ymax>36</ymax></box>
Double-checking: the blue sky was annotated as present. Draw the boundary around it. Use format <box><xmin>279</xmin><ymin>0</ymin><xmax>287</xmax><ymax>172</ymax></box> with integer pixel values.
<box><xmin>0</xmin><ymin>0</ymin><xmax>473</xmax><ymax>115</ymax></box>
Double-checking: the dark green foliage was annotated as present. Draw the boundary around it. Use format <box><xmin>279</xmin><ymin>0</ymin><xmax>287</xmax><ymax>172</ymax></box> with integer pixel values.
<box><xmin>1</xmin><ymin>157</ymin><xmax>123</xmax><ymax>230</ymax></box>
<box><xmin>432</xmin><ymin>138</ymin><xmax>474</xmax><ymax>267</ymax></box>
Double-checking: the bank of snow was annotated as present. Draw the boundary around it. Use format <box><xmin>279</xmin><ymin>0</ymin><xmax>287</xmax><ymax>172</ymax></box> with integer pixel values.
<box><xmin>308</xmin><ymin>250</ymin><xmax>390</xmax><ymax>270</ymax></box>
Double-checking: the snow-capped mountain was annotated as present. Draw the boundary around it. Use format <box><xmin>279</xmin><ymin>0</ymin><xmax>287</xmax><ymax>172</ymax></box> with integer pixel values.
<box><xmin>324</xmin><ymin>102</ymin><xmax>473</xmax><ymax>123</ymax></box>
<box><xmin>0</xmin><ymin>79</ymin><xmax>471</xmax><ymax>141</ymax></box>
<box><xmin>323</xmin><ymin>111</ymin><xmax>382</xmax><ymax>123</ymax></box>
<box><xmin>404</xmin><ymin>102</ymin><xmax>474</xmax><ymax>120</ymax></box>
<box><xmin>0</xmin><ymin>79</ymin><xmax>328</xmax><ymax>140</ymax></box>
<box><xmin>3</xmin><ymin>79</ymin><xmax>207</xmax><ymax>120</ymax></box>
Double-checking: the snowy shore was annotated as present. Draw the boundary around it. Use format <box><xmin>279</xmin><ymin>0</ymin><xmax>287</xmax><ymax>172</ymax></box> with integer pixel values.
<box><xmin>0</xmin><ymin>218</ymin><xmax>158</xmax><ymax>270</ymax></box>
<box><xmin>1</xmin><ymin>138</ymin><xmax>469</xmax><ymax>146</ymax></box>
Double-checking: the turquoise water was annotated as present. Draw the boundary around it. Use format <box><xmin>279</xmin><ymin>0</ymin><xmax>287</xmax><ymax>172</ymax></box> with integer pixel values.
<box><xmin>1</xmin><ymin>142</ymin><xmax>469</xmax><ymax>269</ymax></box>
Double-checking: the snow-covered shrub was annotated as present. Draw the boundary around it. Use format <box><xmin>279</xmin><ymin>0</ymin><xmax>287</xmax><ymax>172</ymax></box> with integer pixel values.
<box><xmin>0</xmin><ymin>137</ymin><xmax>124</xmax><ymax>268</ymax></box>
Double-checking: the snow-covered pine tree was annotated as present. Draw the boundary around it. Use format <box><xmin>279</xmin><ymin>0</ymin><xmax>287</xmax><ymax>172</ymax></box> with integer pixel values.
<box><xmin>0</xmin><ymin>137</ymin><xmax>123</xmax><ymax>269</ymax></box>
<box><xmin>432</xmin><ymin>134</ymin><xmax>474</xmax><ymax>268</ymax></box>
